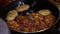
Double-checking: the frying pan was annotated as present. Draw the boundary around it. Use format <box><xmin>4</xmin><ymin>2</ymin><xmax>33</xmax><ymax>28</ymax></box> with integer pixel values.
<box><xmin>0</xmin><ymin>0</ymin><xmax>60</xmax><ymax>33</ymax></box>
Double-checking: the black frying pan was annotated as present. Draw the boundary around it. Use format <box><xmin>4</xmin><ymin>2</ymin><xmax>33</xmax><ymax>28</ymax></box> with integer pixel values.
<box><xmin>0</xmin><ymin>0</ymin><xmax>60</xmax><ymax>33</ymax></box>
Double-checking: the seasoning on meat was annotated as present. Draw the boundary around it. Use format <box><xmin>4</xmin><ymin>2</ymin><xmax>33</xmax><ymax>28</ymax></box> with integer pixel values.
<box><xmin>7</xmin><ymin>20</ymin><xmax>21</xmax><ymax>32</ymax></box>
<box><xmin>44</xmin><ymin>15</ymin><xmax>55</xmax><ymax>27</ymax></box>
<box><xmin>29</xmin><ymin>13</ymin><xmax>43</xmax><ymax>20</ymax></box>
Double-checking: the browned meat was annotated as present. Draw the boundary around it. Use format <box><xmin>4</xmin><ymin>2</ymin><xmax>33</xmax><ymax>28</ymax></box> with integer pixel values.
<box><xmin>44</xmin><ymin>15</ymin><xmax>55</xmax><ymax>27</ymax></box>
<box><xmin>15</xmin><ymin>16</ymin><xmax>31</xmax><ymax>28</ymax></box>
<box><xmin>29</xmin><ymin>13</ymin><xmax>43</xmax><ymax>20</ymax></box>
<box><xmin>7</xmin><ymin>20</ymin><xmax>21</xmax><ymax>32</ymax></box>
<box><xmin>6</xmin><ymin>12</ymin><xmax>55</xmax><ymax>32</ymax></box>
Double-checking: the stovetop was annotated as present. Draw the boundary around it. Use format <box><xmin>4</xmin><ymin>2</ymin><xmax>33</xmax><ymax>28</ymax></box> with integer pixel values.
<box><xmin>10</xmin><ymin>19</ymin><xmax>60</xmax><ymax>34</ymax></box>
